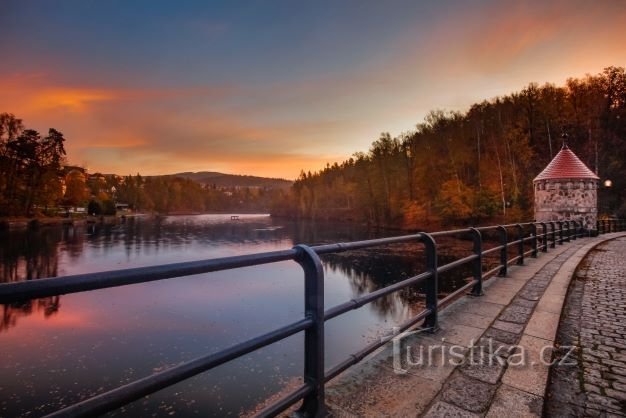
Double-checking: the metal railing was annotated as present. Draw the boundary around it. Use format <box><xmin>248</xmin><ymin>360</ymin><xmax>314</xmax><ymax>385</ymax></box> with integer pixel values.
<box><xmin>0</xmin><ymin>219</ymin><xmax>623</xmax><ymax>417</ymax></box>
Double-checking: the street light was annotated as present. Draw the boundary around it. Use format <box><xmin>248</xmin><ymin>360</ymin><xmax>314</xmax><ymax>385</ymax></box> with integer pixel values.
<box><xmin>600</xmin><ymin>179</ymin><xmax>613</xmax><ymax>218</ymax></box>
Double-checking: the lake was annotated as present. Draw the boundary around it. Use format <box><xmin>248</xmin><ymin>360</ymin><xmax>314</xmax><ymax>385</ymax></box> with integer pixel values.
<box><xmin>0</xmin><ymin>214</ymin><xmax>478</xmax><ymax>417</ymax></box>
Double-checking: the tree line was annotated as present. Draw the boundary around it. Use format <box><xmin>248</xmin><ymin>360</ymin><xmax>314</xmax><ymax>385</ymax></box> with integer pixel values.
<box><xmin>0</xmin><ymin>113</ymin><xmax>67</xmax><ymax>216</ymax></box>
<box><xmin>108</xmin><ymin>174</ymin><xmax>281</xmax><ymax>214</ymax></box>
<box><xmin>272</xmin><ymin>67</ymin><xmax>626</xmax><ymax>228</ymax></box>
<box><xmin>0</xmin><ymin>113</ymin><xmax>280</xmax><ymax>217</ymax></box>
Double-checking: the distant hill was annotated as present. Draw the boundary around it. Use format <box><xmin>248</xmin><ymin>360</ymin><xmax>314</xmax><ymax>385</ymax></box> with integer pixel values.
<box><xmin>163</xmin><ymin>171</ymin><xmax>293</xmax><ymax>189</ymax></box>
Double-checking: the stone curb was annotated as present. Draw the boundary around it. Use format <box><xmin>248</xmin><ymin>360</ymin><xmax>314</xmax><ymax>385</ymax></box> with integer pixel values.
<box><xmin>495</xmin><ymin>232</ymin><xmax>626</xmax><ymax>416</ymax></box>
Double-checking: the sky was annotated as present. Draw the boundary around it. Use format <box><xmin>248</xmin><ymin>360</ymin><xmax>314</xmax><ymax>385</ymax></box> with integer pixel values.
<box><xmin>1</xmin><ymin>0</ymin><xmax>625</xmax><ymax>179</ymax></box>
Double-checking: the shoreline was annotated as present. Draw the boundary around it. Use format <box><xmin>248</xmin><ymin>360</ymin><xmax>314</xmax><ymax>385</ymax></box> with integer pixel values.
<box><xmin>0</xmin><ymin>212</ymin><xmax>273</xmax><ymax>230</ymax></box>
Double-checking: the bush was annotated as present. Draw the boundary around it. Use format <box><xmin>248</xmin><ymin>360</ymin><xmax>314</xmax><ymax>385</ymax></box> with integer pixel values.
<box><xmin>102</xmin><ymin>200</ymin><xmax>116</xmax><ymax>216</ymax></box>
<box><xmin>88</xmin><ymin>200</ymin><xmax>102</xmax><ymax>216</ymax></box>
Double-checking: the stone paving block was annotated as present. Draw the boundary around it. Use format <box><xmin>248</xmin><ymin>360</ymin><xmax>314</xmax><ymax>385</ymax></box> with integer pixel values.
<box><xmin>486</xmin><ymin>280</ymin><xmax>526</xmax><ymax>294</ymax></box>
<box><xmin>481</xmin><ymin>289</ymin><xmax>516</xmax><ymax>305</ymax></box>
<box><xmin>440</xmin><ymin>310</ymin><xmax>493</xmax><ymax>330</ymax></box>
<box><xmin>544</xmin><ymin>398</ymin><xmax>585</xmax><ymax>417</ymax></box>
<box><xmin>543</xmin><ymin>283</ymin><xmax>569</xmax><ymax>298</ymax></box>
<box><xmin>458</xmin><ymin>360</ymin><xmax>505</xmax><ymax>384</ymax></box>
<box><xmin>517</xmin><ymin>288</ymin><xmax>544</xmax><ymax>301</ymax></box>
<box><xmin>524</xmin><ymin>310</ymin><xmax>560</xmax><ymax>342</ymax></box>
<box><xmin>535</xmin><ymin>292</ymin><xmax>565</xmax><ymax>314</ymax></box>
<box><xmin>498</xmin><ymin>307</ymin><xmax>532</xmax><ymax>324</ymax></box>
<box><xmin>455</xmin><ymin>301</ymin><xmax>505</xmax><ymax>320</ymax></box>
<box><xmin>423</xmin><ymin>401</ymin><xmax>480</xmax><ymax>418</ymax></box>
<box><xmin>502</xmin><ymin>334</ymin><xmax>552</xmax><ymax>396</ymax></box>
<box><xmin>492</xmin><ymin>319</ymin><xmax>524</xmax><ymax>335</ymax></box>
<box><xmin>485</xmin><ymin>383</ymin><xmax>543</xmax><ymax>418</ymax></box>
<box><xmin>475</xmin><ymin>337</ymin><xmax>519</xmax><ymax>359</ymax></box>
<box><xmin>379</xmin><ymin>336</ymin><xmax>465</xmax><ymax>383</ymax></box>
<box><xmin>484</xmin><ymin>327</ymin><xmax>520</xmax><ymax>345</ymax></box>
<box><xmin>512</xmin><ymin>298</ymin><xmax>538</xmax><ymax>309</ymax></box>
<box><xmin>435</xmin><ymin>324</ymin><xmax>487</xmax><ymax>348</ymax></box>
<box><xmin>326</xmin><ymin>359</ymin><xmax>443</xmax><ymax>417</ymax></box>
<box><xmin>440</xmin><ymin>371</ymin><xmax>497</xmax><ymax>413</ymax></box>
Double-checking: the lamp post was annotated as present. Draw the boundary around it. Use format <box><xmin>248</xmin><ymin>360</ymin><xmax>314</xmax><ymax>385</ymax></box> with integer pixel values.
<box><xmin>600</xmin><ymin>179</ymin><xmax>613</xmax><ymax>218</ymax></box>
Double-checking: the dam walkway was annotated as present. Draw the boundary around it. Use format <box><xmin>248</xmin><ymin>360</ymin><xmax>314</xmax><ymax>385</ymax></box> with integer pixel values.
<box><xmin>327</xmin><ymin>232</ymin><xmax>626</xmax><ymax>417</ymax></box>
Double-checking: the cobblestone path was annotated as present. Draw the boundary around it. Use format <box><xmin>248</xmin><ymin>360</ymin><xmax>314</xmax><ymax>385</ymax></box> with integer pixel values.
<box><xmin>423</xmin><ymin>243</ymin><xmax>587</xmax><ymax>417</ymax></box>
<box><xmin>545</xmin><ymin>237</ymin><xmax>626</xmax><ymax>416</ymax></box>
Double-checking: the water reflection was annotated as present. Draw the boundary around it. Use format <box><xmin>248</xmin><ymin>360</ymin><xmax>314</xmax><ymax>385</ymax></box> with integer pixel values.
<box><xmin>0</xmin><ymin>218</ymin><xmax>482</xmax><ymax>333</ymax></box>
<box><xmin>0</xmin><ymin>215</ymin><xmax>480</xmax><ymax>417</ymax></box>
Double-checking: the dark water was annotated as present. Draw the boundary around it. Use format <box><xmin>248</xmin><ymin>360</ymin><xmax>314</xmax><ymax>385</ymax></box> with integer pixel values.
<box><xmin>0</xmin><ymin>215</ymin><xmax>477</xmax><ymax>417</ymax></box>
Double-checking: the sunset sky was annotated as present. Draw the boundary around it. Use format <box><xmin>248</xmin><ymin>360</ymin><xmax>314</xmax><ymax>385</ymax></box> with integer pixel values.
<box><xmin>2</xmin><ymin>0</ymin><xmax>625</xmax><ymax>179</ymax></box>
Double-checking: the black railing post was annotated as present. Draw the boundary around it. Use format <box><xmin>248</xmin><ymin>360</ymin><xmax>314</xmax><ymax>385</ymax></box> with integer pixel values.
<box><xmin>469</xmin><ymin>228</ymin><xmax>483</xmax><ymax>296</ymax></box>
<box><xmin>539</xmin><ymin>222</ymin><xmax>548</xmax><ymax>252</ymax></box>
<box><xmin>549</xmin><ymin>221</ymin><xmax>556</xmax><ymax>248</ymax></box>
<box><xmin>578</xmin><ymin>220</ymin><xmax>583</xmax><ymax>238</ymax></box>
<box><xmin>530</xmin><ymin>223</ymin><xmax>538</xmax><ymax>257</ymax></box>
<box><xmin>597</xmin><ymin>220</ymin><xmax>601</xmax><ymax>235</ymax></box>
<box><xmin>571</xmin><ymin>221</ymin><xmax>577</xmax><ymax>240</ymax></box>
<box><xmin>293</xmin><ymin>244</ymin><xmax>325</xmax><ymax>418</ymax></box>
<box><xmin>497</xmin><ymin>225</ymin><xmax>508</xmax><ymax>277</ymax></box>
<box><xmin>557</xmin><ymin>221</ymin><xmax>564</xmax><ymax>244</ymax></box>
<box><xmin>565</xmin><ymin>221</ymin><xmax>571</xmax><ymax>242</ymax></box>
<box><xmin>578</xmin><ymin>221</ymin><xmax>585</xmax><ymax>238</ymax></box>
<box><xmin>421</xmin><ymin>233</ymin><xmax>439</xmax><ymax>331</ymax></box>
<box><xmin>516</xmin><ymin>224</ymin><xmax>524</xmax><ymax>265</ymax></box>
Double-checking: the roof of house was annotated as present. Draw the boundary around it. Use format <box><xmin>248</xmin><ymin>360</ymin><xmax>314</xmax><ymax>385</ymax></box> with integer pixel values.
<box><xmin>534</xmin><ymin>145</ymin><xmax>599</xmax><ymax>181</ymax></box>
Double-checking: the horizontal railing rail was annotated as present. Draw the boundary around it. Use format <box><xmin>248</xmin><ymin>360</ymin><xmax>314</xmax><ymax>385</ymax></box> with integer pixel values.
<box><xmin>0</xmin><ymin>219</ymin><xmax>624</xmax><ymax>417</ymax></box>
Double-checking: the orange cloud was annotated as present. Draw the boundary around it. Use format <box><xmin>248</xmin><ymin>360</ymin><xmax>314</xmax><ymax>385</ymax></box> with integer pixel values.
<box><xmin>31</xmin><ymin>87</ymin><xmax>117</xmax><ymax>111</ymax></box>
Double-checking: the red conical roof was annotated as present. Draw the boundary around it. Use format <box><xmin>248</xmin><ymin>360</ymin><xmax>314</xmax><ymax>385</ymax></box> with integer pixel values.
<box><xmin>534</xmin><ymin>146</ymin><xmax>599</xmax><ymax>181</ymax></box>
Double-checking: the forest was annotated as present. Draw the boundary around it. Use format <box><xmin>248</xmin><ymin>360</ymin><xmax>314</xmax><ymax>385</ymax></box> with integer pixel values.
<box><xmin>0</xmin><ymin>113</ymin><xmax>281</xmax><ymax>217</ymax></box>
<box><xmin>100</xmin><ymin>174</ymin><xmax>282</xmax><ymax>215</ymax></box>
<box><xmin>272</xmin><ymin>67</ymin><xmax>626</xmax><ymax>229</ymax></box>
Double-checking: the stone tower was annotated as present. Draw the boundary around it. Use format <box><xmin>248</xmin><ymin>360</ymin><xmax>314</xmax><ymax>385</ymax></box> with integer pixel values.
<box><xmin>534</xmin><ymin>144</ymin><xmax>599</xmax><ymax>231</ymax></box>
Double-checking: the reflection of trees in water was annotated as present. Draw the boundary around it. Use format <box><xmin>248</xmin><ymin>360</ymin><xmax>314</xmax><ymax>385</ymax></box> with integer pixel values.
<box><xmin>1</xmin><ymin>296</ymin><xmax>60</xmax><ymax>332</ymax></box>
<box><xmin>85</xmin><ymin>216</ymin><xmax>294</xmax><ymax>252</ymax></box>
<box><xmin>0</xmin><ymin>228</ymin><xmax>62</xmax><ymax>283</ymax></box>
<box><xmin>321</xmin><ymin>239</ymin><xmax>480</xmax><ymax>317</ymax></box>
<box><xmin>0</xmin><ymin>226</ymin><xmax>81</xmax><ymax>332</ymax></box>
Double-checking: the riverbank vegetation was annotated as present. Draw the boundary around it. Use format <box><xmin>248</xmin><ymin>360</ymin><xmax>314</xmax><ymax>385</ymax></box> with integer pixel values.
<box><xmin>1</xmin><ymin>113</ymin><xmax>283</xmax><ymax>218</ymax></box>
<box><xmin>272</xmin><ymin>67</ymin><xmax>626</xmax><ymax>228</ymax></box>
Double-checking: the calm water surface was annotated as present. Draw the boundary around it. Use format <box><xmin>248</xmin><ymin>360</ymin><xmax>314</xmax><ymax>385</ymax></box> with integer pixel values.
<box><xmin>0</xmin><ymin>215</ymin><xmax>475</xmax><ymax>417</ymax></box>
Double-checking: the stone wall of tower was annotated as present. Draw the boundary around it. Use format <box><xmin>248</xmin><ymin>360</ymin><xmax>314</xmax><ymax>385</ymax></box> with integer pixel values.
<box><xmin>534</xmin><ymin>179</ymin><xmax>598</xmax><ymax>230</ymax></box>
